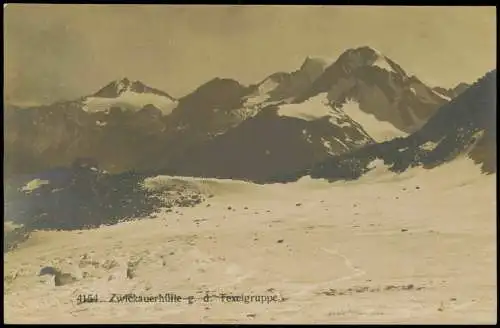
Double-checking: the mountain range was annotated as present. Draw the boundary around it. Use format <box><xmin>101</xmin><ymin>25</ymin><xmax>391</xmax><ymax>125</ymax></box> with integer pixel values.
<box><xmin>4</xmin><ymin>46</ymin><xmax>483</xmax><ymax>183</ymax></box>
<box><xmin>274</xmin><ymin>69</ymin><xmax>496</xmax><ymax>183</ymax></box>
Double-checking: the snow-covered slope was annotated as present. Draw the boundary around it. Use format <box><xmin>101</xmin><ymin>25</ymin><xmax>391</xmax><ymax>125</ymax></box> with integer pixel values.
<box><xmin>83</xmin><ymin>92</ymin><xmax>177</xmax><ymax>115</ymax></box>
<box><xmin>276</xmin><ymin>93</ymin><xmax>332</xmax><ymax>121</ymax></box>
<box><xmin>4</xmin><ymin>159</ymin><xmax>496</xmax><ymax>324</ymax></box>
<box><xmin>337</xmin><ymin>99</ymin><xmax>408</xmax><ymax>142</ymax></box>
<box><xmin>276</xmin><ymin>93</ymin><xmax>406</xmax><ymax>142</ymax></box>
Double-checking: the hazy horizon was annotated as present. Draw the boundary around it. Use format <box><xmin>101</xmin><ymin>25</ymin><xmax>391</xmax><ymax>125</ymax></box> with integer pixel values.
<box><xmin>4</xmin><ymin>4</ymin><xmax>496</xmax><ymax>106</ymax></box>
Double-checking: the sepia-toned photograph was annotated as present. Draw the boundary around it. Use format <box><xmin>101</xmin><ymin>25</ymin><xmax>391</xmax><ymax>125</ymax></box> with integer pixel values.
<box><xmin>3</xmin><ymin>4</ymin><xmax>496</xmax><ymax>324</ymax></box>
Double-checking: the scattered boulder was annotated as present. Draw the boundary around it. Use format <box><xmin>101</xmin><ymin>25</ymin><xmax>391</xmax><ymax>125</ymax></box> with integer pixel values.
<box><xmin>126</xmin><ymin>266</ymin><xmax>136</xmax><ymax>279</ymax></box>
<box><xmin>101</xmin><ymin>259</ymin><xmax>119</xmax><ymax>270</ymax></box>
<box><xmin>126</xmin><ymin>257</ymin><xmax>142</xmax><ymax>279</ymax></box>
<box><xmin>39</xmin><ymin>266</ymin><xmax>78</xmax><ymax>286</ymax></box>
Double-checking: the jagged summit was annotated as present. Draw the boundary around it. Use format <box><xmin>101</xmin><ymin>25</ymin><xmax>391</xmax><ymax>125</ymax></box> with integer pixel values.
<box><xmin>92</xmin><ymin>78</ymin><xmax>175</xmax><ymax>100</ymax></box>
<box><xmin>343</xmin><ymin>46</ymin><xmax>385</xmax><ymax>59</ymax></box>
<box><xmin>92</xmin><ymin>77</ymin><xmax>135</xmax><ymax>98</ymax></box>
<box><xmin>300</xmin><ymin>56</ymin><xmax>328</xmax><ymax>71</ymax></box>
<box><xmin>334</xmin><ymin>45</ymin><xmax>401</xmax><ymax>74</ymax></box>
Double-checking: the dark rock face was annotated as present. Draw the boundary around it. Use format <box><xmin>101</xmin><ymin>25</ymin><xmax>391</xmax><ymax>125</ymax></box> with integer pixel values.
<box><xmin>273</xmin><ymin>70</ymin><xmax>496</xmax><ymax>183</ymax></box>
<box><xmin>155</xmin><ymin>78</ymin><xmax>256</xmax><ymax>165</ymax></box>
<box><xmin>3</xmin><ymin>162</ymin><xmax>205</xmax><ymax>250</ymax></box>
<box><xmin>4</xmin><ymin>169</ymin><xmax>207</xmax><ymax>251</ymax></box>
<box><xmin>167</xmin><ymin>104</ymin><xmax>374</xmax><ymax>182</ymax></box>
<box><xmin>4</xmin><ymin>165</ymin><xmax>164</xmax><ymax>232</ymax></box>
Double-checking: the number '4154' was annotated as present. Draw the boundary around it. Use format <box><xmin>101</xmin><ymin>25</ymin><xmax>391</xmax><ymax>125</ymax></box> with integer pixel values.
<box><xmin>77</xmin><ymin>294</ymin><xmax>98</xmax><ymax>304</ymax></box>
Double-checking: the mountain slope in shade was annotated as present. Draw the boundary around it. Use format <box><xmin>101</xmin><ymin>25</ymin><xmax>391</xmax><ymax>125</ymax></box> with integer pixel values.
<box><xmin>275</xmin><ymin>69</ymin><xmax>496</xmax><ymax>183</ymax></box>
<box><xmin>433</xmin><ymin>82</ymin><xmax>471</xmax><ymax>100</ymax></box>
<box><xmin>150</xmin><ymin>78</ymin><xmax>256</xmax><ymax>166</ymax></box>
<box><xmin>5</xmin><ymin>77</ymin><xmax>261</xmax><ymax>176</ymax></box>
<box><xmin>294</xmin><ymin>46</ymin><xmax>450</xmax><ymax>139</ymax></box>
<box><xmin>4</xmin><ymin>111</ymin><xmax>167</xmax><ymax>176</ymax></box>
<box><xmin>167</xmin><ymin>78</ymin><xmax>252</xmax><ymax>131</ymax></box>
<box><xmin>166</xmin><ymin>94</ymin><xmax>375</xmax><ymax>182</ymax></box>
<box><xmin>92</xmin><ymin>61</ymin><xmax>330</xmax><ymax>172</ymax></box>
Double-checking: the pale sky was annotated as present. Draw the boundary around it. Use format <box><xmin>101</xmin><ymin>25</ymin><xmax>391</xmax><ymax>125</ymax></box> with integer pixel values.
<box><xmin>4</xmin><ymin>4</ymin><xmax>496</xmax><ymax>106</ymax></box>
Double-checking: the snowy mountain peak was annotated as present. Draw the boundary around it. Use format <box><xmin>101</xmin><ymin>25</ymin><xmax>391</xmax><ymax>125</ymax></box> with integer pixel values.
<box><xmin>93</xmin><ymin>78</ymin><xmax>133</xmax><ymax>98</ymax></box>
<box><xmin>92</xmin><ymin>78</ymin><xmax>175</xmax><ymax>100</ymax></box>
<box><xmin>84</xmin><ymin>78</ymin><xmax>177</xmax><ymax>115</ymax></box>
<box><xmin>337</xmin><ymin>46</ymin><xmax>397</xmax><ymax>73</ymax></box>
